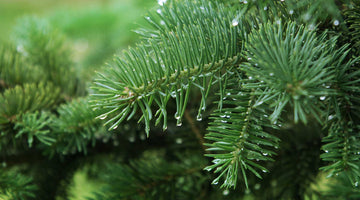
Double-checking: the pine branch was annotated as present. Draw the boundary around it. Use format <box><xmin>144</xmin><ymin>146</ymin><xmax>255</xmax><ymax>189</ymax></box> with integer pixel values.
<box><xmin>90</xmin><ymin>0</ymin><xmax>244</xmax><ymax>135</ymax></box>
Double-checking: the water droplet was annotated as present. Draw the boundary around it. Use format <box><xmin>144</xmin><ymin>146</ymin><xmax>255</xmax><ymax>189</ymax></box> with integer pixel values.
<box><xmin>212</xmin><ymin>180</ymin><xmax>219</xmax><ymax>185</ymax></box>
<box><xmin>99</xmin><ymin>115</ymin><xmax>107</xmax><ymax>120</ymax></box>
<box><xmin>334</xmin><ymin>20</ymin><xmax>339</xmax><ymax>26</ymax></box>
<box><xmin>223</xmin><ymin>190</ymin><xmax>229</xmax><ymax>195</ymax></box>
<box><xmin>269</xmin><ymin>72</ymin><xmax>274</xmax><ymax>76</ymax></box>
<box><xmin>200</xmin><ymin>6</ymin><xmax>205</xmax><ymax>10</ymax></box>
<box><xmin>247</xmin><ymin>57</ymin><xmax>252</xmax><ymax>61</ymax></box>
<box><xmin>309</xmin><ymin>24</ymin><xmax>315</xmax><ymax>30</ymax></box>
<box><xmin>262</xmin><ymin>169</ymin><xmax>268</xmax><ymax>173</ymax></box>
<box><xmin>196</xmin><ymin>114</ymin><xmax>203</xmax><ymax>121</ymax></box>
<box><xmin>171</xmin><ymin>91</ymin><xmax>176</xmax><ymax>98</ymax></box>
<box><xmin>328</xmin><ymin>115</ymin><xmax>334</xmax><ymax>120</ymax></box>
<box><xmin>289</xmin><ymin>10</ymin><xmax>294</xmax><ymax>15</ymax></box>
<box><xmin>263</xmin><ymin>152</ymin><xmax>268</xmax><ymax>156</ymax></box>
<box><xmin>281</xmin><ymin>0</ymin><xmax>285</xmax><ymax>2</ymax></box>
<box><xmin>175</xmin><ymin>138</ymin><xmax>182</xmax><ymax>144</ymax></box>
<box><xmin>325</xmin><ymin>150</ymin><xmax>329</xmax><ymax>153</ymax></box>
<box><xmin>158</xmin><ymin>0</ymin><xmax>167</xmax><ymax>6</ymax></box>
<box><xmin>319</xmin><ymin>96</ymin><xmax>326</xmax><ymax>101</ymax></box>
<box><xmin>254</xmin><ymin>183</ymin><xmax>261</xmax><ymax>190</ymax></box>
<box><xmin>248</xmin><ymin>76</ymin><xmax>253</xmax><ymax>80</ymax></box>
<box><xmin>157</xmin><ymin>9</ymin><xmax>162</xmax><ymax>14</ymax></box>
<box><xmin>176</xmin><ymin>120</ymin><xmax>182</xmax><ymax>127</ymax></box>
<box><xmin>303</xmin><ymin>13</ymin><xmax>311</xmax><ymax>21</ymax></box>
<box><xmin>276</xmin><ymin>20</ymin><xmax>281</xmax><ymax>25</ymax></box>
<box><xmin>113</xmin><ymin>125</ymin><xmax>118</xmax><ymax>130</ymax></box>
<box><xmin>160</xmin><ymin>20</ymin><xmax>165</xmax><ymax>25</ymax></box>
<box><xmin>255</xmin><ymin>63</ymin><xmax>258</xmax><ymax>66</ymax></box>
<box><xmin>264</xmin><ymin>6</ymin><xmax>268</xmax><ymax>10</ymax></box>
<box><xmin>243</xmin><ymin>0</ymin><xmax>248</xmax><ymax>4</ymax></box>
<box><xmin>174</xmin><ymin>112</ymin><xmax>180</xmax><ymax>120</ymax></box>
<box><xmin>232</xmin><ymin>19</ymin><xmax>239</xmax><ymax>26</ymax></box>
<box><xmin>355</xmin><ymin>182</ymin><xmax>359</xmax><ymax>187</ymax></box>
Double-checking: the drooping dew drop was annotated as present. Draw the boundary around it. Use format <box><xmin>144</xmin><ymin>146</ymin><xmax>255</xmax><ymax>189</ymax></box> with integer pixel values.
<box><xmin>174</xmin><ymin>112</ymin><xmax>180</xmax><ymax>120</ymax></box>
<box><xmin>196</xmin><ymin>114</ymin><xmax>203</xmax><ymax>121</ymax></box>
<box><xmin>262</xmin><ymin>152</ymin><xmax>268</xmax><ymax>156</ymax></box>
<box><xmin>99</xmin><ymin>115</ymin><xmax>107</xmax><ymax>120</ymax></box>
<box><xmin>280</xmin><ymin>0</ymin><xmax>285</xmax><ymax>2</ymax></box>
<box><xmin>232</xmin><ymin>19</ymin><xmax>239</xmax><ymax>27</ymax></box>
<box><xmin>223</xmin><ymin>190</ymin><xmax>230</xmax><ymax>196</ymax></box>
<box><xmin>176</xmin><ymin>119</ymin><xmax>182</xmax><ymax>127</ymax></box>
<box><xmin>333</xmin><ymin>20</ymin><xmax>340</xmax><ymax>26</ymax></box>
<box><xmin>113</xmin><ymin>125</ymin><xmax>118</xmax><ymax>130</ymax></box>
<box><xmin>319</xmin><ymin>96</ymin><xmax>326</xmax><ymax>101</ymax></box>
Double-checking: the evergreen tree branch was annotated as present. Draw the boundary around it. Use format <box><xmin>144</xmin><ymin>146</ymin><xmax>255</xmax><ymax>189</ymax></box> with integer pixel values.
<box><xmin>204</xmin><ymin>79</ymin><xmax>280</xmax><ymax>189</ymax></box>
<box><xmin>0</xmin><ymin>170</ymin><xmax>37</xmax><ymax>200</ymax></box>
<box><xmin>90</xmin><ymin>0</ymin><xmax>245</xmax><ymax>135</ymax></box>
<box><xmin>243</xmin><ymin>21</ymin><xmax>340</xmax><ymax>124</ymax></box>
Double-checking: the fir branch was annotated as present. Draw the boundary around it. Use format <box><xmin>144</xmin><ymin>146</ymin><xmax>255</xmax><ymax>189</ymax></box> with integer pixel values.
<box><xmin>204</xmin><ymin>80</ymin><xmax>280</xmax><ymax>189</ymax></box>
<box><xmin>0</xmin><ymin>82</ymin><xmax>61</xmax><ymax>124</ymax></box>
<box><xmin>243</xmin><ymin>21</ymin><xmax>340</xmax><ymax>124</ymax></box>
<box><xmin>344</xmin><ymin>4</ymin><xmax>360</xmax><ymax>53</ymax></box>
<box><xmin>321</xmin><ymin>121</ymin><xmax>360</xmax><ymax>186</ymax></box>
<box><xmin>0</xmin><ymin>44</ymin><xmax>44</xmax><ymax>89</ymax></box>
<box><xmin>14</xmin><ymin>111</ymin><xmax>55</xmax><ymax>148</ymax></box>
<box><xmin>0</xmin><ymin>170</ymin><xmax>37</xmax><ymax>200</ymax></box>
<box><xmin>49</xmin><ymin>98</ymin><xmax>104</xmax><ymax>155</ymax></box>
<box><xmin>94</xmin><ymin>154</ymin><xmax>207</xmax><ymax>200</ymax></box>
<box><xmin>12</xmin><ymin>17</ymin><xmax>79</xmax><ymax>96</ymax></box>
<box><xmin>90</xmin><ymin>0</ymin><xmax>244</xmax><ymax>135</ymax></box>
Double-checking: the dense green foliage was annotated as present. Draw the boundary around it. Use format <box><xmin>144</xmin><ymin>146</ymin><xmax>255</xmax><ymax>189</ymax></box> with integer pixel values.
<box><xmin>1</xmin><ymin>0</ymin><xmax>360</xmax><ymax>199</ymax></box>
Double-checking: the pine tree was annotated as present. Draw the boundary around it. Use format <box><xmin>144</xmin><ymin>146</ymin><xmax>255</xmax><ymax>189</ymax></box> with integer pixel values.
<box><xmin>1</xmin><ymin>0</ymin><xmax>360</xmax><ymax>199</ymax></box>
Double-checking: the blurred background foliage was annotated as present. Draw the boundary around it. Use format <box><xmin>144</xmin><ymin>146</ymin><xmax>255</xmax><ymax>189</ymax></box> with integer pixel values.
<box><xmin>0</xmin><ymin>0</ymin><xmax>156</xmax><ymax>81</ymax></box>
<box><xmin>0</xmin><ymin>0</ymin><xmax>155</xmax><ymax>199</ymax></box>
